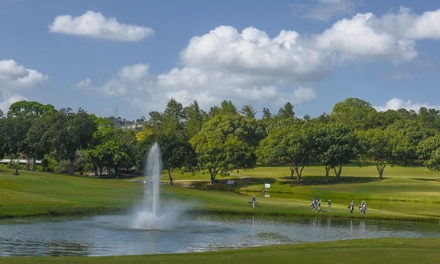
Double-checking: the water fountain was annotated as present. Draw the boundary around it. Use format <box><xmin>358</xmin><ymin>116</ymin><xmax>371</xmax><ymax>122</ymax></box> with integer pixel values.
<box><xmin>132</xmin><ymin>142</ymin><xmax>183</xmax><ymax>229</ymax></box>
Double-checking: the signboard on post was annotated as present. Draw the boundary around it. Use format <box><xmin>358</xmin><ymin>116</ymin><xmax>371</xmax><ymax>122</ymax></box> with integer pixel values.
<box><xmin>264</xmin><ymin>183</ymin><xmax>270</xmax><ymax>189</ymax></box>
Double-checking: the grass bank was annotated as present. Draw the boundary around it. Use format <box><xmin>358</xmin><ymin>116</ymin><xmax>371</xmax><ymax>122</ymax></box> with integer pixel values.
<box><xmin>0</xmin><ymin>168</ymin><xmax>142</xmax><ymax>218</ymax></box>
<box><xmin>1</xmin><ymin>238</ymin><xmax>439</xmax><ymax>264</ymax></box>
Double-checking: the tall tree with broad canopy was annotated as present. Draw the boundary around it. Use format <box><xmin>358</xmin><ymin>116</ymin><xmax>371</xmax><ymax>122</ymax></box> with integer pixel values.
<box><xmin>5</xmin><ymin>101</ymin><xmax>56</xmax><ymax>172</ymax></box>
<box><xmin>313</xmin><ymin>123</ymin><xmax>358</xmax><ymax>182</ymax></box>
<box><xmin>331</xmin><ymin>98</ymin><xmax>379</xmax><ymax>130</ymax></box>
<box><xmin>87</xmin><ymin>128</ymin><xmax>137</xmax><ymax>178</ymax></box>
<box><xmin>387</xmin><ymin>119</ymin><xmax>436</xmax><ymax>160</ymax></box>
<box><xmin>358</xmin><ymin>128</ymin><xmax>411</xmax><ymax>179</ymax></box>
<box><xmin>258</xmin><ymin>124</ymin><xmax>313</xmax><ymax>183</ymax></box>
<box><xmin>24</xmin><ymin>116</ymin><xmax>53</xmax><ymax>170</ymax></box>
<box><xmin>46</xmin><ymin>108</ymin><xmax>97</xmax><ymax>174</ymax></box>
<box><xmin>190</xmin><ymin>114</ymin><xmax>258</xmax><ymax>184</ymax></box>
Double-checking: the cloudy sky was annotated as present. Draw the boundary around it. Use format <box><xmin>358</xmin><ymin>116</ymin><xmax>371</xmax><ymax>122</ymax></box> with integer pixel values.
<box><xmin>1</xmin><ymin>0</ymin><xmax>440</xmax><ymax>119</ymax></box>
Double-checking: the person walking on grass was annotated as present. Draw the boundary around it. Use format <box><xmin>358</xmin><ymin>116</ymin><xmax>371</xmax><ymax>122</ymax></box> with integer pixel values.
<box><xmin>361</xmin><ymin>202</ymin><xmax>367</xmax><ymax>214</ymax></box>
<box><xmin>252</xmin><ymin>195</ymin><xmax>256</xmax><ymax>208</ymax></box>
<box><xmin>359</xmin><ymin>201</ymin><xmax>365</xmax><ymax>213</ymax></box>
<box><xmin>328</xmin><ymin>200</ymin><xmax>331</xmax><ymax>212</ymax></box>
<box><xmin>318</xmin><ymin>200</ymin><xmax>322</xmax><ymax>212</ymax></box>
<box><xmin>348</xmin><ymin>200</ymin><xmax>354</xmax><ymax>213</ymax></box>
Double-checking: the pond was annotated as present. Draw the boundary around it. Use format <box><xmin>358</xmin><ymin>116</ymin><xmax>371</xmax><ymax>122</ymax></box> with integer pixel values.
<box><xmin>0</xmin><ymin>214</ymin><xmax>439</xmax><ymax>256</ymax></box>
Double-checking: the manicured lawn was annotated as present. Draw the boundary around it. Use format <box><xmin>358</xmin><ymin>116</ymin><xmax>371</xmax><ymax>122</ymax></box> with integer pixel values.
<box><xmin>0</xmin><ymin>165</ymin><xmax>439</xmax><ymax>221</ymax></box>
<box><xmin>169</xmin><ymin>165</ymin><xmax>440</xmax><ymax>221</ymax></box>
<box><xmin>0</xmin><ymin>238</ymin><xmax>439</xmax><ymax>264</ymax></box>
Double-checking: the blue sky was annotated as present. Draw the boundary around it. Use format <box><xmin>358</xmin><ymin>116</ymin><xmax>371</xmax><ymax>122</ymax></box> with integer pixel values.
<box><xmin>1</xmin><ymin>0</ymin><xmax>440</xmax><ymax>119</ymax></box>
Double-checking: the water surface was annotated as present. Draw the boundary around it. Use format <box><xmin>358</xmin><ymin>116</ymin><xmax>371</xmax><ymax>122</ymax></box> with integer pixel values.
<box><xmin>0</xmin><ymin>214</ymin><xmax>438</xmax><ymax>256</ymax></box>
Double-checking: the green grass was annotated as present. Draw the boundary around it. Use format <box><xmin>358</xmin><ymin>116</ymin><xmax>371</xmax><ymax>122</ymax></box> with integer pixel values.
<box><xmin>0</xmin><ymin>165</ymin><xmax>439</xmax><ymax>221</ymax></box>
<box><xmin>0</xmin><ymin>238</ymin><xmax>439</xmax><ymax>264</ymax></box>
<box><xmin>166</xmin><ymin>165</ymin><xmax>440</xmax><ymax>221</ymax></box>
<box><xmin>0</xmin><ymin>166</ymin><xmax>439</xmax><ymax>263</ymax></box>
<box><xmin>0</xmin><ymin>168</ymin><xmax>143</xmax><ymax>217</ymax></box>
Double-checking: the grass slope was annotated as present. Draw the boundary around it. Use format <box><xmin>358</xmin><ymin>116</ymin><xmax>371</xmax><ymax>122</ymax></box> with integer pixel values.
<box><xmin>0</xmin><ymin>168</ymin><xmax>142</xmax><ymax>217</ymax></box>
<box><xmin>1</xmin><ymin>238</ymin><xmax>439</xmax><ymax>264</ymax></box>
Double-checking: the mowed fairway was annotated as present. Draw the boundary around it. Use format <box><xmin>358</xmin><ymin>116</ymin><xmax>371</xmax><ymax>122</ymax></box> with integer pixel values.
<box><xmin>0</xmin><ymin>165</ymin><xmax>440</xmax><ymax>220</ymax></box>
<box><xmin>167</xmin><ymin>165</ymin><xmax>440</xmax><ymax>221</ymax></box>
<box><xmin>0</xmin><ymin>238</ymin><xmax>439</xmax><ymax>264</ymax></box>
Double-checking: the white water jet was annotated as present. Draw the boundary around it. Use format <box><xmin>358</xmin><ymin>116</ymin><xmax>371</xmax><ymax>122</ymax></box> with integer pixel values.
<box><xmin>132</xmin><ymin>142</ymin><xmax>184</xmax><ymax>230</ymax></box>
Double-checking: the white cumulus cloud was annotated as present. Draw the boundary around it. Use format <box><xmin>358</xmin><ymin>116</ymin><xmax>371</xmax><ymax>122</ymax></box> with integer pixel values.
<box><xmin>374</xmin><ymin>98</ymin><xmax>440</xmax><ymax>112</ymax></box>
<box><xmin>0</xmin><ymin>95</ymin><xmax>27</xmax><ymax>115</ymax></box>
<box><xmin>315</xmin><ymin>13</ymin><xmax>417</xmax><ymax>61</ymax></box>
<box><xmin>49</xmin><ymin>10</ymin><xmax>153</xmax><ymax>42</ymax></box>
<box><xmin>81</xmin><ymin>7</ymin><xmax>440</xmax><ymax>114</ymax></box>
<box><xmin>0</xmin><ymin>59</ymin><xmax>47</xmax><ymax>113</ymax></box>
<box><xmin>0</xmin><ymin>59</ymin><xmax>47</xmax><ymax>88</ymax></box>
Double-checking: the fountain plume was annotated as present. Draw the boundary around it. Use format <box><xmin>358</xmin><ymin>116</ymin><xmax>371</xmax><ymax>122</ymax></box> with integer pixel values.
<box><xmin>132</xmin><ymin>142</ymin><xmax>184</xmax><ymax>229</ymax></box>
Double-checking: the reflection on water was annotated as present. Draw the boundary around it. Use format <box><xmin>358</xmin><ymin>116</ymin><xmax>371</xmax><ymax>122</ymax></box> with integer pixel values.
<box><xmin>0</xmin><ymin>214</ymin><xmax>438</xmax><ymax>256</ymax></box>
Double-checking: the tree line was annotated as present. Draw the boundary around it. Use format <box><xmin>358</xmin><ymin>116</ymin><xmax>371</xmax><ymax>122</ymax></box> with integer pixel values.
<box><xmin>1</xmin><ymin>98</ymin><xmax>440</xmax><ymax>183</ymax></box>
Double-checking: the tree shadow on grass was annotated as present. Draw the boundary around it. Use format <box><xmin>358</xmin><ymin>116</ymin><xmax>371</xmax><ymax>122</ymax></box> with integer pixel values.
<box><xmin>190</xmin><ymin>177</ymin><xmax>277</xmax><ymax>192</ymax></box>
<box><xmin>290</xmin><ymin>175</ymin><xmax>380</xmax><ymax>185</ymax></box>
<box><xmin>190</xmin><ymin>175</ymin><xmax>379</xmax><ymax>192</ymax></box>
<box><xmin>411</xmin><ymin>178</ymin><xmax>440</xmax><ymax>183</ymax></box>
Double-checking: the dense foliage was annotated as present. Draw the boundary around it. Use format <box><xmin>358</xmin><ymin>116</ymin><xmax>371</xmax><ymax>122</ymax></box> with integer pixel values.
<box><xmin>1</xmin><ymin>97</ymin><xmax>440</xmax><ymax>182</ymax></box>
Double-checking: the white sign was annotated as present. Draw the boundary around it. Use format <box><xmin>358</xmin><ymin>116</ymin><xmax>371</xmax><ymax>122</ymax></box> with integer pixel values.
<box><xmin>265</xmin><ymin>183</ymin><xmax>270</xmax><ymax>189</ymax></box>
<box><xmin>264</xmin><ymin>194</ymin><xmax>271</xmax><ymax>198</ymax></box>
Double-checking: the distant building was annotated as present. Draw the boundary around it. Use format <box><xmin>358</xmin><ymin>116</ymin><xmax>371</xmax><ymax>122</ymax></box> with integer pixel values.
<box><xmin>0</xmin><ymin>159</ymin><xmax>42</xmax><ymax>165</ymax></box>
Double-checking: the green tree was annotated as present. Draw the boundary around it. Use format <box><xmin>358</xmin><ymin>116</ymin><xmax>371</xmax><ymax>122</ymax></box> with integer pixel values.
<box><xmin>5</xmin><ymin>101</ymin><xmax>56</xmax><ymax>171</ymax></box>
<box><xmin>46</xmin><ymin>108</ymin><xmax>97</xmax><ymax>174</ymax></box>
<box><xmin>387</xmin><ymin>119</ymin><xmax>436</xmax><ymax>161</ymax></box>
<box><xmin>265</xmin><ymin>102</ymin><xmax>301</xmax><ymax>132</ymax></box>
<box><xmin>278</xmin><ymin>102</ymin><xmax>295</xmax><ymax>119</ymax></box>
<box><xmin>24</xmin><ymin>116</ymin><xmax>53</xmax><ymax>170</ymax></box>
<box><xmin>190</xmin><ymin>114</ymin><xmax>257</xmax><ymax>184</ymax></box>
<box><xmin>313</xmin><ymin>124</ymin><xmax>358</xmax><ymax>182</ymax></box>
<box><xmin>425</xmin><ymin>148</ymin><xmax>440</xmax><ymax>171</ymax></box>
<box><xmin>258</xmin><ymin>125</ymin><xmax>313</xmax><ymax>183</ymax></box>
<box><xmin>162</xmin><ymin>98</ymin><xmax>185</xmax><ymax>137</ymax></box>
<box><xmin>183</xmin><ymin>101</ymin><xmax>205</xmax><ymax>139</ymax></box>
<box><xmin>331</xmin><ymin>98</ymin><xmax>378</xmax><ymax>130</ymax></box>
<box><xmin>359</xmin><ymin>128</ymin><xmax>411</xmax><ymax>179</ymax></box>
<box><xmin>240</xmin><ymin>104</ymin><xmax>256</xmax><ymax>119</ymax></box>
<box><xmin>417</xmin><ymin>134</ymin><xmax>440</xmax><ymax>171</ymax></box>
<box><xmin>138</xmin><ymin>134</ymin><xmax>197</xmax><ymax>184</ymax></box>
<box><xmin>87</xmin><ymin>128</ymin><xmax>136</xmax><ymax>178</ymax></box>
